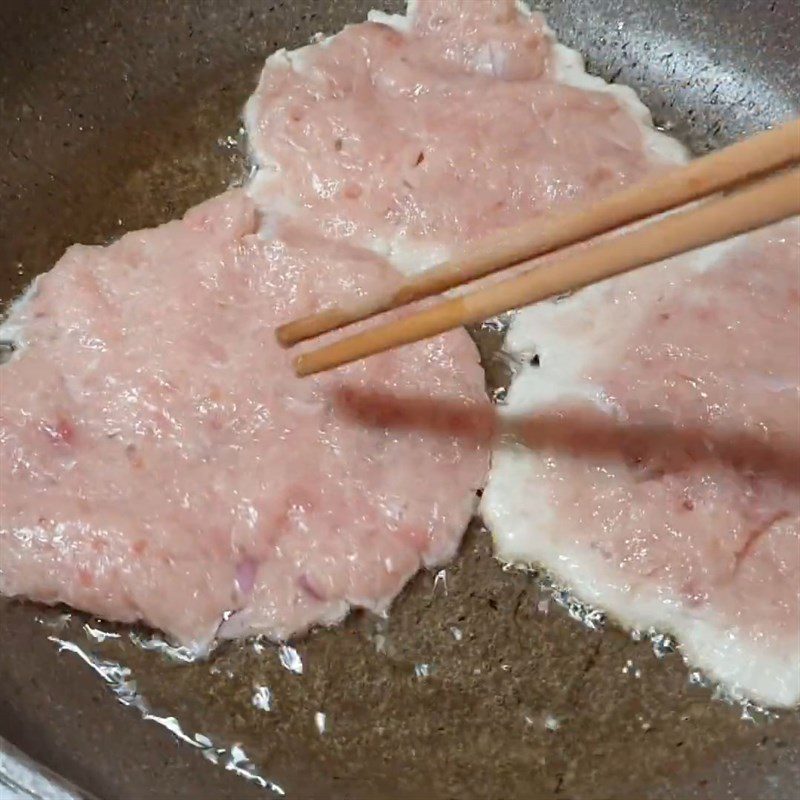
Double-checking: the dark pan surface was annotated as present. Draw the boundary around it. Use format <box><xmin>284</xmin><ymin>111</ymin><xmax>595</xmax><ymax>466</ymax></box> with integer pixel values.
<box><xmin>0</xmin><ymin>2</ymin><xmax>798</xmax><ymax>798</ymax></box>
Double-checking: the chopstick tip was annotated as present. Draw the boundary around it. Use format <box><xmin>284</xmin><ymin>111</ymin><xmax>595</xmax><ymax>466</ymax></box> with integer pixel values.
<box><xmin>293</xmin><ymin>353</ymin><xmax>315</xmax><ymax>378</ymax></box>
<box><xmin>276</xmin><ymin>307</ymin><xmax>352</xmax><ymax>349</ymax></box>
<box><xmin>274</xmin><ymin>322</ymin><xmax>296</xmax><ymax>348</ymax></box>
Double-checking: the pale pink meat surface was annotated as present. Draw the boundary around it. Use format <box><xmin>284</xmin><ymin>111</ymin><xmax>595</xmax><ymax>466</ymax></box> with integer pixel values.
<box><xmin>0</xmin><ymin>190</ymin><xmax>488</xmax><ymax>648</ymax></box>
<box><xmin>4</xmin><ymin>0</ymin><xmax>798</xmax><ymax>708</ymax></box>
<box><xmin>245</xmin><ymin>0</ymin><xmax>656</xmax><ymax>268</ymax></box>
<box><xmin>483</xmin><ymin>223</ymin><xmax>800</xmax><ymax>706</ymax></box>
<box><xmin>246</xmin><ymin>0</ymin><xmax>800</xmax><ymax>704</ymax></box>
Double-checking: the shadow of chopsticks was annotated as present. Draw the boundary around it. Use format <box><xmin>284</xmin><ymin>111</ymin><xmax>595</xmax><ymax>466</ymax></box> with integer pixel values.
<box><xmin>333</xmin><ymin>386</ymin><xmax>800</xmax><ymax>488</ymax></box>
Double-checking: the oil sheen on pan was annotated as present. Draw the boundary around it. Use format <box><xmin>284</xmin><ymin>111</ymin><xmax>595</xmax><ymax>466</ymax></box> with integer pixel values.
<box><xmin>1</xmin><ymin>0</ymin><xmax>799</xmax><ymax>711</ymax></box>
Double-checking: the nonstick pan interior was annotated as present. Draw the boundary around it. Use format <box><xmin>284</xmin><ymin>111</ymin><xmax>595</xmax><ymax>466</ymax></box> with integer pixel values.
<box><xmin>0</xmin><ymin>1</ymin><xmax>798</xmax><ymax>798</ymax></box>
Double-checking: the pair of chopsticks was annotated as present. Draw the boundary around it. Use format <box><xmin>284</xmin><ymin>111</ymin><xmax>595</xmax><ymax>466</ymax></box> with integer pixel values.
<box><xmin>277</xmin><ymin>119</ymin><xmax>800</xmax><ymax>377</ymax></box>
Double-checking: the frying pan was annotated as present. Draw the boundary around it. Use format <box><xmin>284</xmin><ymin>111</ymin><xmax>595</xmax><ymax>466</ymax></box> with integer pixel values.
<box><xmin>0</xmin><ymin>1</ymin><xmax>798</xmax><ymax>798</ymax></box>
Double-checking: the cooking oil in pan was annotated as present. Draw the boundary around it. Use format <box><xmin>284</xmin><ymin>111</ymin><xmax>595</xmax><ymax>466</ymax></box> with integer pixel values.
<box><xmin>25</xmin><ymin>539</ymin><xmax>782</xmax><ymax>799</ymax></box>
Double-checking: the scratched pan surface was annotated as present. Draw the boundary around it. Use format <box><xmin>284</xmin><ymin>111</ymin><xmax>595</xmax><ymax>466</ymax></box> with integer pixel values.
<box><xmin>0</xmin><ymin>1</ymin><xmax>798</xmax><ymax>798</ymax></box>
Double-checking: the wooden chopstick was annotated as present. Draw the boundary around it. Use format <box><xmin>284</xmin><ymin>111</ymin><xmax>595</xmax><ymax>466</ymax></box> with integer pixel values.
<box><xmin>276</xmin><ymin>119</ymin><xmax>800</xmax><ymax>348</ymax></box>
<box><xmin>293</xmin><ymin>165</ymin><xmax>800</xmax><ymax>377</ymax></box>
